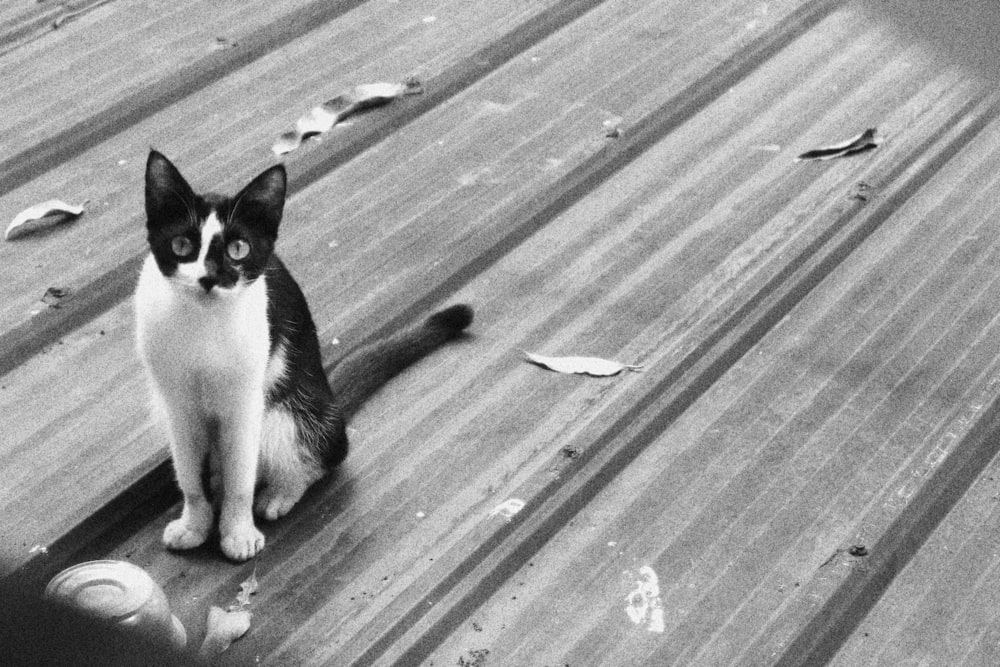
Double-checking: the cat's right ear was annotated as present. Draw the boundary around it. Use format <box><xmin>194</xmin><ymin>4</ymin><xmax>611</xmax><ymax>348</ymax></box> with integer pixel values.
<box><xmin>145</xmin><ymin>150</ymin><xmax>197</xmax><ymax>229</ymax></box>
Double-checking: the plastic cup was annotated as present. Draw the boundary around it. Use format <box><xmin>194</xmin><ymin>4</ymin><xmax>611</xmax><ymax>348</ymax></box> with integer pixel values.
<box><xmin>45</xmin><ymin>560</ymin><xmax>186</xmax><ymax>649</ymax></box>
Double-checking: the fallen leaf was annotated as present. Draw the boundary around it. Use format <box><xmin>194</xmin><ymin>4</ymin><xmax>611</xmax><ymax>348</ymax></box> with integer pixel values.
<box><xmin>199</xmin><ymin>606</ymin><xmax>251</xmax><ymax>658</ymax></box>
<box><xmin>212</xmin><ymin>36</ymin><xmax>237</xmax><ymax>50</ymax></box>
<box><xmin>6</xmin><ymin>200</ymin><xmax>85</xmax><ymax>240</ymax></box>
<box><xmin>273</xmin><ymin>79</ymin><xmax>423</xmax><ymax>155</ymax></box>
<box><xmin>41</xmin><ymin>287</ymin><xmax>69</xmax><ymax>308</ymax></box>
<box><xmin>523</xmin><ymin>351</ymin><xmax>641</xmax><ymax>377</ymax></box>
<box><xmin>229</xmin><ymin>568</ymin><xmax>259</xmax><ymax>611</ymax></box>
<box><xmin>603</xmin><ymin>117</ymin><xmax>623</xmax><ymax>139</ymax></box>
<box><xmin>795</xmin><ymin>128</ymin><xmax>881</xmax><ymax>162</ymax></box>
<box><xmin>849</xmin><ymin>181</ymin><xmax>873</xmax><ymax>202</ymax></box>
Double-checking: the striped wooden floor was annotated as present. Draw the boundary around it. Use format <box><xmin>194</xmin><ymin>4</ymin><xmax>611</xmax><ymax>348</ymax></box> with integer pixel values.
<box><xmin>3</xmin><ymin>1</ymin><xmax>1000</xmax><ymax>664</ymax></box>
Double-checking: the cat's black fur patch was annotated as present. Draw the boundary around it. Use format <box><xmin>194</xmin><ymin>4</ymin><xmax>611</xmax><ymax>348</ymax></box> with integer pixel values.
<box><xmin>263</xmin><ymin>254</ymin><xmax>348</xmax><ymax>468</ymax></box>
<box><xmin>144</xmin><ymin>151</ymin><xmax>280</xmax><ymax>288</ymax></box>
<box><xmin>144</xmin><ymin>152</ymin><xmax>212</xmax><ymax>277</ymax></box>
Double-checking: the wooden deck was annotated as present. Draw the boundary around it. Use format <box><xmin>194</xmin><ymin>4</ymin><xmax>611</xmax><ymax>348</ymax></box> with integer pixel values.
<box><xmin>4</xmin><ymin>1</ymin><xmax>1000</xmax><ymax>664</ymax></box>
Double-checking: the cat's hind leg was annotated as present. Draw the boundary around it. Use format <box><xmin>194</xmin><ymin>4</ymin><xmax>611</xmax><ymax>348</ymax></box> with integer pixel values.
<box><xmin>255</xmin><ymin>406</ymin><xmax>325</xmax><ymax>521</ymax></box>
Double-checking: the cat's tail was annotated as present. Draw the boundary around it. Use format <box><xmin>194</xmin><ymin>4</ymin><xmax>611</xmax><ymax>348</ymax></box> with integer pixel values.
<box><xmin>328</xmin><ymin>304</ymin><xmax>474</xmax><ymax>417</ymax></box>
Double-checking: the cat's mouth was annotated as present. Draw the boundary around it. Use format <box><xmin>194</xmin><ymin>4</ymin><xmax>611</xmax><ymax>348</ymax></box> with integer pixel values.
<box><xmin>174</xmin><ymin>276</ymin><xmax>236</xmax><ymax>299</ymax></box>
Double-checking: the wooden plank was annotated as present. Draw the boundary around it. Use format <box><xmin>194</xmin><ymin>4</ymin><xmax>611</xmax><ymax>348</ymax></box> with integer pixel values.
<box><xmin>11</xmin><ymin>6</ymin><xmax>994</xmax><ymax>667</ymax></box>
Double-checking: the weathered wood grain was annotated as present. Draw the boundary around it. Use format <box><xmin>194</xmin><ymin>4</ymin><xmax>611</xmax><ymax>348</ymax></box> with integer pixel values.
<box><xmin>5</xmin><ymin>0</ymin><xmax>1000</xmax><ymax>665</ymax></box>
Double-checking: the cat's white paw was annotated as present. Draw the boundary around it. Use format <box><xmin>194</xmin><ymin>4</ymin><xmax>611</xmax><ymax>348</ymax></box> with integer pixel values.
<box><xmin>220</xmin><ymin>524</ymin><xmax>265</xmax><ymax>561</ymax></box>
<box><xmin>254</xmin><ymin>486</ymin><xmax>304</xmax><ymax>521</ymax></box>
<box><xmin>163</xmin><ymin>518</ymin><xmax>210</xmax><ymax>550</ymax></box>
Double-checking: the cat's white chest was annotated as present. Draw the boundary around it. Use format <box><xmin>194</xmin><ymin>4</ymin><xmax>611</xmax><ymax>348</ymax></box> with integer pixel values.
<box><xmin>135</xmin><ymin>255</ymin><xmax>270</xmax><ymax>400</ymax></box>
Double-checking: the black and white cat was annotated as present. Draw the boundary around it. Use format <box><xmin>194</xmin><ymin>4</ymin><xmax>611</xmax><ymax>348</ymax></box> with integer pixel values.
<box><xmin>135</xmin><ymin>150</ymin><xmax>472</xmax><ymax>561</ymax></box>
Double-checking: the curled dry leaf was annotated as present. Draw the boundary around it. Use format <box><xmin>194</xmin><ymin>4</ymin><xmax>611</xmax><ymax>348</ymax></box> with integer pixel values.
<box><xmin>795</xmin><ymin>128</ymin><xmax>881</xmax><ymax>162</ymax></box>
<box><xmin>523</xmin><ymin>351</ymin><xmax>641</xmax><ymax>377</ymax></box>
<box><xmin>602</xmin><ymin>116</ymin><xmax>623</xmax><ymax>139</ymax></box>
<box><xmin>273</xmin><ymin>80</ymin><xmax>423</xmax><ymax>156</ymax></box>
<box><xmin>6</xmin><ymin>200</ymin><xmax>85</xmax><ymax>240</ymax></box>
<box><xmin>41</xmin><ymin>287</ymin><xmax>69</xmax><ymax>308</ymax></box>
<box><xmin>200</xmin><ymin>606</ymin><xmax>251</xmax><ymax>658</ymax></box>
<box><xmin>229</xmin><ymin>568</ymin><xmax>259</xmax><ymax>611</ymax></box>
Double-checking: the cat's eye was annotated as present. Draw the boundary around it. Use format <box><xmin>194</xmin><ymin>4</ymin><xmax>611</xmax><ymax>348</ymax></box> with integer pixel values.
<box><xmin>227</xmin><ymin>239</ymin><xmax>250</xmax><ymax>260</ymax></box>
<box><xmin>171</xmin><ymin>236</ymin><xmax>194</xmax><ymax>257</ymax></box>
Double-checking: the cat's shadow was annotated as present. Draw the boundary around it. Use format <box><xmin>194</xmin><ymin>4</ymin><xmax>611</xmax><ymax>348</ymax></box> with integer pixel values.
<box><xmin>264</xmin><ymin>466</ymin><xmax>358</xmax><ymax>543</ymax></box>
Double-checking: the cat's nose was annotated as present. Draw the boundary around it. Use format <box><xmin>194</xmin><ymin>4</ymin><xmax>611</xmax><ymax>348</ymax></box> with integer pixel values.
<box><xmin>198</xmin><ymin>276</ymin><xmax>218</xmax><ymax>292</ymax></box>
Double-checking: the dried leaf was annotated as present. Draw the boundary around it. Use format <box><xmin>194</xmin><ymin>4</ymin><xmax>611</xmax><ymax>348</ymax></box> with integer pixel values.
<box><xmin>212</xmin><ymin>35</ymin><xmax>237</xmax><ymax>50</ymax></box>
<box><xmin>523</xmin><ymin>351</ymin><xmax>641</xmax><ymax>377</ymax></box>
<box><xmin>273</xmin><ymin>80</ymin><xmax>423</xmax><ymax>156</ymax></box>
<box><xmin>41</xmin><ymin>287</ymin><xmax>69</xmax><ymax>308</ymax></box>
<box><xmin>6</xmin><ymin>200</ymin><xmax>85</xmax><ymax>240</ymax></box>
<box><xmin>795</xmin><ymin>128</ymin><xmax>881</xmax><ymax>162</ymax></box>
<box><xmin>849</xmin><ymin>181</ymin><xmax>873</xmax><ymax>202</ymax></box>
<box><xmin>602</xmin><ymin>116</ymin><xmax>623</xmax><ymax>139</ymax></box>
<box><xmin>199</xmin><ymin>606</ymin><xmax>251</xmax><ymax>658</ymax></box>
<box><xmin>229</xmin><ymin>568</ymin><xmax>259</xmax><ymax>611</ymax></box>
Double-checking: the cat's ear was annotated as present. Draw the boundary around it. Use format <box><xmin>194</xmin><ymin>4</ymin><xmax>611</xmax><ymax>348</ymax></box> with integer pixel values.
<box><xmin>231</xmin><ymin>165</ymin><xmax>286</xmax><ymax>238</ymax></box>
<box><xmin>145</xmin><ymin>150</ymin><xmax>197</xmax><ymax>229</ymax></box>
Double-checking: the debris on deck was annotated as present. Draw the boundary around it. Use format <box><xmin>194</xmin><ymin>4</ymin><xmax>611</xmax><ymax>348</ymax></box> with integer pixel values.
<box><xmin>4</xmin><ymin>0</ymin><xmax>1000</xmax><ymax>665</ymax></box>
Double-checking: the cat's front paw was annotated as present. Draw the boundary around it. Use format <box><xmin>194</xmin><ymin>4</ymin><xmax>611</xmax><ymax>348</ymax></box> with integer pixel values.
<box><xmin>163</xmin><ymin>518</ymin><xmax>210</xmax><ymax>551</ymax></box>
<box><xmin>220</xmin><ymin>523</ymin><xmax>265</xmax><ymax>561</ymax></box>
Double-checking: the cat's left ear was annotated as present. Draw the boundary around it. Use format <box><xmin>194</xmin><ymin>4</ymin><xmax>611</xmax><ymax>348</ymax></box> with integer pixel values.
<box><xmin>232</xmin><ymin>165</ymin><xmax>287</xmax><ymax>238</ymax></box>
<box><xmin>145</xmin><ymin>150</ymin><xmax>198</xmax><ymax>230</ymax></box>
